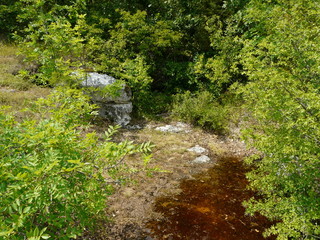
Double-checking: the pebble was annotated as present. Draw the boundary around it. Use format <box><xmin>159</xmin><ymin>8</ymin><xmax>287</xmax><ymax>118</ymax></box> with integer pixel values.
<box><xmin>187</xmin><ymin>145</ymin><xmax>208</xmax><ymax>154</ymax></box>
<box><xmin>192</xmin><ymin>155</ymin><xmax>211</xmax><ymax>164</ymax></box>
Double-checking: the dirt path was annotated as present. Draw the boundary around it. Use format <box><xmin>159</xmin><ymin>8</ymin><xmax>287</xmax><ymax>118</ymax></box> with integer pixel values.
<box><xmin>95</xmin><ymin>121</ymin><xmax>266</xmax><ymax>239</ymax></box>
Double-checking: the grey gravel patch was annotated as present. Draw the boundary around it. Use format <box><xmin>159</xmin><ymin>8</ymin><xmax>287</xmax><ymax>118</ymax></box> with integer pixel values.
<box><xmin>192</xmin><ymin>155</ymin><xmax>211</xmax><ymax>164</ymax></box>
<box><xmin>187</xmin><ymin>145</ymin><xmax>208</xmax><ymax>154</ymax></box>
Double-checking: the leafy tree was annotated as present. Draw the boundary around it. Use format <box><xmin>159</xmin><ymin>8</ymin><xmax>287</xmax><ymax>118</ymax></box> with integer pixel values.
<box><xmin>13</xmin><ymin>0</ymin><xmax>102</xmax><ymax>87</ymax></box>
<box><xmin>98</xmin><ymin>10</ymin><xmax>181</xmax><ymax>83</ymax></box>
<box><xmin>0</xmin><ymin>0</ymin><xmax>21</xmax><ymax>39</ymax></box>
<box><xmin>96</xmin><ymin>9</ymin><xmax>182</xmax><ymax>114</ymax></box>
<box><xmin>193</xmin><ymin>0</ymin><xmax>250</xmax><ymax>96</ymax></box>
<box><xmin>239</xmin><ymin>0</ymin><xmax>320</xmax><ymax>239</ymax></box>
<box><xmin>17</xmin><ymin>14</ymin><xmax>90</xmax><ymax>86</ymax></box>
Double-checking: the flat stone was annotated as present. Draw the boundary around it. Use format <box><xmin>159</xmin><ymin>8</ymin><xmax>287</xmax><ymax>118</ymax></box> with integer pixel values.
<box><xmin>187</xmin><ymin>145</ymin><xmax>208</xmax><ymax>154</ymax></box>
<box><xmin>155</xmin><ymin>123</ymin><xmax>191</xmax><ymax>133</ymax></box>
<box><xmin>176</xmin><ymin>122</ymin><xmax>189</xmax><ymax>128</ymax></box>
<box><xmin>155</xmin><ymin>125</ymin><xmax>185</xmax><ymax>133</ymax></box>
<box><xmin>82</xmin><ymin>72</ymin><xmax>116</xmax><ymax>87</ymax></box>
<box><xmin>192</xmin><ymin>155</ymin><xmax>211</xmax><ymax>164</ymax></box>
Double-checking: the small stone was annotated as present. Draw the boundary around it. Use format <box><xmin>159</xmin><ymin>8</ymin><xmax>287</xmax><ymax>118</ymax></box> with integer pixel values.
<box><xmin>187</xmin><ymin>145</ymin><xmax>208</xmax><ymax>154</ymax></box>
<box><xmin>125</xmin><ymin>124</ymin><xmax>143</xmax><ymax>130</ymax></box>
<box><xmin>155</xmin><ymin>123</ymin><xmax>191</xmax><ymax>133</ymax></box>
<box><xmin>192</xmin><ymin>155</ymin><xmax>211</xmax><ymax>164</ymax></box>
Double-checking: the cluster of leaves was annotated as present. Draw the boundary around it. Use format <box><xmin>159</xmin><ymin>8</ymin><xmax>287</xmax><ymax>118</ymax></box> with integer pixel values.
<box><xmin>13</xmin><ymin>0</ymin><xmax>102</xmax><ymax>87</ymax></box>
<box><xmin>239</xmin><ymin>0</ymin><xmax>320</xmax><ymax>239</ymax></box>
<box><xmin>194</xmin><ymin>12</ymin><xmax>247</xmax><ymax>97</ymax></box>
<box><xmin>95</xmin><ymin>9</ymin><xmax>182</xmax><ymax>114</ymax></box>
<box><xmin>0</xmin><ymin>88</ymin><xmax>152</xmax><ymax>239</ymax></box>
<box><xmin>98</xmin><ymin>10</ymin><xmax>181</xmax><ymax>88</ymax></box>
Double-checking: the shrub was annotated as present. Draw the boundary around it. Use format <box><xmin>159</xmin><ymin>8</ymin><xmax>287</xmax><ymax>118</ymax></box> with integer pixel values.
<box><xmin>172</xmin><ymin>91</ymin><xmax>230</xmax><ymax>133</ymax></box>
<box><xmin>240</xmin><ymin>0</ymin><xmax>320</xmax><ymax>238</ymax></box>
<box><xmin>132</xmin><ymin>91</ymin><xmax>173</xmax><ymax>119</ymax></box>
<box><xmin>0</xmin><ymin>88</ymin><xmax>152</xmax><ymax>239</ymax></box>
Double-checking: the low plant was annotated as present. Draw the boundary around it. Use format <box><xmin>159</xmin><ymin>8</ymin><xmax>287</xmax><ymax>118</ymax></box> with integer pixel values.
<box><xmin>172</xmin><ymin>91</ymin><xmax>230</xmax><ymax>133</ymax></box>
<box><xmin>0</xmin><ymin>88</ymin><xmax>152</xmax><ymax>239</ymax></box>
<box><xmin>132</xmin><ymin>91</ymin><xmax>172</xmax><ymax>119</ymax></box>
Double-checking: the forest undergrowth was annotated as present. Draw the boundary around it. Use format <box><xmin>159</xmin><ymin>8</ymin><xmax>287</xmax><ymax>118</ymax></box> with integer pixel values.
<box><xmin>0</xmin><ymin>0</ymin><xmax>319</xmax><ymax>239</ymax></box>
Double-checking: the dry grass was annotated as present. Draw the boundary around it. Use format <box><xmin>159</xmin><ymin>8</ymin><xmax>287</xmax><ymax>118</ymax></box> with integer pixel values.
<box><xmin>0</xmin><ymin>43</ymin><xmax>51</xmax><ymax>112</ymax></box>
<box><xmin>100</xmin><ymin>120</ymin><xmax>252</xmax><ymax>239</ymax></box>
<box><xmin>0</xmin><ymin>87</ymin><xmax>50</xmax><ymax>108</ymax></box>
<box><xmin>0</xmin><ymin>43</ymin><xmax>32</xmax><ymax>91</ymax></box>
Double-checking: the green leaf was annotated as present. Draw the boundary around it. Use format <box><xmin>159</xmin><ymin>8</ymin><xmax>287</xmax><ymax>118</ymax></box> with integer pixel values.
<box><xmin>23</xmin><ymin>206</ymin><xmax>31</xmax><ymax>214</ymax></box>
<box><xmin>41</xmin><ymin>234</ymin><xmax>50</xmax><ymax>239</ymax></box>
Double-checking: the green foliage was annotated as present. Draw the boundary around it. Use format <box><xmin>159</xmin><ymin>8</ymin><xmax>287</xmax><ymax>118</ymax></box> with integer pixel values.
<box><xmin>98</xmin><ymin>10</ymin><xmax>181</xmax><ymax>89</ymax></box>
<box><xmin>132</xmin><ymin>91</ymin><xmax>173</xmax><ymax>119</ymax></box>
<box><xmin>0</xmin><ymin>88</ymin><xmax>152</xmax><ymax>239</ymax></box>
<box><xmin>16</xmin><ymin>14</ymin><xmax>90</xmax><ymax>86</ymax></box>
<box><xmin>96</xmin><ymin>9</ymin><xmax>182</xmax><ymax>115</ymax></box>
<box><xmin>13</xmin><ymin>0</ymin><xmax>104</xmax><ymax>87</ymax></box>
<box><xmin>194</xmin><ymin>6</ymin><xmax>248</xmax><ymax>96</ymax></box>
<box><xmin>172</xmin><ymin>91</ymin><xmax>230</xmax><ymax>133</ymax></box>
<box><xmin>0</xmin><ymin>0</ymin><xmax>20</xmax><ymax>39</ymax></box>
<box><xmin>240</xmin><ymin>0</ymin><xmax>320</xmax><ymax>239</ymax></box>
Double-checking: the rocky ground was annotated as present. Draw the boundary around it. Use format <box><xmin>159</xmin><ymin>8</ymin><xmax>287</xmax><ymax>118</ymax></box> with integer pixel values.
<box><xmin>94</xmin><ymin>121</ymin><xmax>254</xmax><ymax>239</ymax></box>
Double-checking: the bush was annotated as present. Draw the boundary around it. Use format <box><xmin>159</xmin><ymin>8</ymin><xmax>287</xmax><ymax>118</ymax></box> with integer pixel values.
<box><xmin>16</xmin><ymin>13</ymin><xmax>96</xmax><ymax>87</ymax></box>
<box><xmin>172</xmin><ymin>91</ymin><xmax>230</xmax><ymax>133</ymax></box>
<box><xmin>132</xmin><ymin>91</ymin><xmax>172</xmax><ymax>119</ymax></box>
<box><xmin>0</xmin><ymin>88</ymin><xmax>152</xmax><ymax>239</ymax></box>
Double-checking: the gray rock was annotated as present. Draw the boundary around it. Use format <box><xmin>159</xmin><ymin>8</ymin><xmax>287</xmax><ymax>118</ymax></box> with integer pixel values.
<box><xmin>155</xmin><ymin>122</ymin><xmax>191</xmax><ymax>133</ymax></box>
<box><xmin>82</xmin><ymin>72</ymin><xmax>132</xmax><ymax>103</ymax></box>
<box><xmin>187</xmin><ymin>145</ymin><xmax>208</xmax><ymax>154</ymax></box>
<box><xmin>80</xmin><ymin>72</ymin><xmax>133</xmax><ymax>126</ymax></box>
<box><xmin>192</xmin><ymin>155</ymin><xmax>211</xmax><ymax>164</ymax></box>
<box><xmin>82</xmin><ymin>72</ymin><xmax>116</xmax><ymax>87</ymax></box>
<box><xmin>176</xmin><ymin>122</ymin><xmax>189</xmax><ymax>128</ymax></box>
<box><xmin>155</xmin><ymin>125</ymin><xmax>185</xmax><ymax>133</ymax></box>
<box><xmin>98</xmin><ymin>102</ymin><xmax>133</xmax><ymax>127</ymax></box>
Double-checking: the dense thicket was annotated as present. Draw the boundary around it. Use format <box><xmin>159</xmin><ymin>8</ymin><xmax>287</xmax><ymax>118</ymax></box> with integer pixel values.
<box><xmin>0</xmin><ymin>0</ymin><xmax>319</xmax><ymax>239</ymax></box>
<box><xmin>239</xmin><ymin>1</ymin><xmax>320</xmax><ymax>239</ymax></box>
<box><xmin>0</xmin><ymin>0</ymin><xmax>246</xmax><ymax>94</ymax></box>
